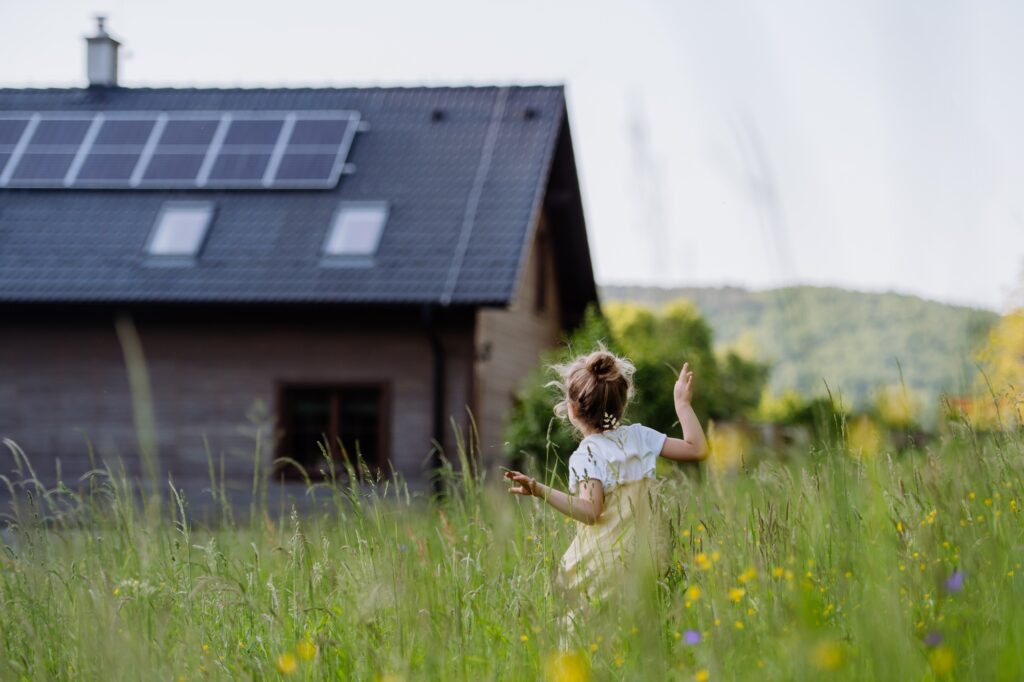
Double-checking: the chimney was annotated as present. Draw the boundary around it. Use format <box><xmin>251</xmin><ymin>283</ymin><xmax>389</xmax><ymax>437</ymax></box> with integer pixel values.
<box><xmin>86</xmin><ymin>16</ymin><xmax>120</xmax><ymax>87</ymax></box>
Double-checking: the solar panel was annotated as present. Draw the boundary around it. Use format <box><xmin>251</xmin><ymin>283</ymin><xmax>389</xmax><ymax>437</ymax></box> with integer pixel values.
<box><xmin>143</xmin><ymin>153</ymin><xmax>206</xmax><ymax>181</ymax></box>
<box><xmin>159</xmin><ymin>119</ymin><xmax>218</xmax><ymax>145</ymax></box>
<box><xmin>94</xmin><ymin>119</ymin><xmax>155</xmax><ymax>145</ymax></box>
<box><xmin>208</xmin><ymin>153</ymin><xmax>271</xmax><ymax>182</ymax></box>
<box><xmin>30</xmin><ymin>119</ymin><xmax>91</xmax><ymax>146</ymax></box>
<box><xmin>0</xmin><ymin>119</ymin><xmax>29</xmax><ymax>145</ymax></box>
<box><xmin>0</xmin><ymin>110</ymin><xmax>361</xmax><ymax>190</ymax></box>
<box><xmin>77</xmin><ymin>153</ymin><xmax>140</xmax><ymax>181</ymax></box>
<box><xmin>11</xmin><ymin>153</ymin><xmax>77</xmax><ymax>182</ymax></box>
<box><xmin>275</xmin><ymin>153</ymin><xmax>337</xmax><ymax>181</ymax></box>
<box><xmin>223</xmin><ymin>119</ymin><xmax>283</xmax><ymax>146</ymax></box>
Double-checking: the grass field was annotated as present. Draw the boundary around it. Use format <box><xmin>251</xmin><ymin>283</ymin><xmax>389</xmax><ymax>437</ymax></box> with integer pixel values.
<box><xmin>0</xmin><ymin>421</ymin><xmax>1021</xmax><ymax>681</ymax></box>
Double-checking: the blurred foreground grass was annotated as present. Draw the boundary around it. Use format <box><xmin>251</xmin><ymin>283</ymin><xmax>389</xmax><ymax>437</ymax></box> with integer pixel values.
<box><xmin>0</xmin><ymin>423</ymin><xmax>1022</xmax><ymax>681</ymax></box>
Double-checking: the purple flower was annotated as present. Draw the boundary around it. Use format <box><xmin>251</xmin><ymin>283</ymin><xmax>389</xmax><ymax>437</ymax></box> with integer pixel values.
<box><xmin>683</xmin><ymin>630</ymin><xmax>701</xmax><ymax>645</ymax></box>
<box><xmin>924</xmin><ymin>631</ymin><xmax>943</xmax><ymax>647</ymax></box>
<box><xmin>944</xmin><ymin>571</ymin><xmax>965</xmax><ymax>593</ymax></box>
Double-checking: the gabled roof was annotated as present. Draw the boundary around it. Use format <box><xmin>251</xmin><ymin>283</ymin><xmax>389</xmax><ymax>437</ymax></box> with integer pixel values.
<box><xmin>0</xmin><ymin>86</ymin><xmax>591</xmax><ymax>308</ymax></box>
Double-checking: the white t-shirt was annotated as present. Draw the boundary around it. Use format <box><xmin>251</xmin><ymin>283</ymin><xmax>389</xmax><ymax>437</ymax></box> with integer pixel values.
<box><xmin>567</xmin><ymin>423</ymin><xmax>669</xmax><ymax>494</ymax></box>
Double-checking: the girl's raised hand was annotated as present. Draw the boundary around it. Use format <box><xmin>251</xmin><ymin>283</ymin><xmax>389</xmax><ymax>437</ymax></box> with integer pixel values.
<box><xmin>504</xmin><ymin>470</ymin><xmax>538</xmax><ymax>497</ymax></box>
<box><xmin>674</xmin><ymin>361</ymin><xmax>695</xmax><ymax>406</ymax></box>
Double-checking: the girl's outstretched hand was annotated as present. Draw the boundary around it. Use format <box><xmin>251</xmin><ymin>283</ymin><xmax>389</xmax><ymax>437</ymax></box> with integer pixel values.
<box><xmin>674</xmin><ymin>361</ymin><xmax>695</xmax><ymax>406</ymax></box>
<box><xmin>504</xmin><ymin>470</ymin><xmax>539</xmax><ymax>497</ymax></box>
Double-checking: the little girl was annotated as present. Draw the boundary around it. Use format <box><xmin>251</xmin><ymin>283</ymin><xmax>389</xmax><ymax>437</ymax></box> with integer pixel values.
<box><xmin>504</xmin><ymin>348</ymin><xmax>708</xmax><ymax>607</ymax></box>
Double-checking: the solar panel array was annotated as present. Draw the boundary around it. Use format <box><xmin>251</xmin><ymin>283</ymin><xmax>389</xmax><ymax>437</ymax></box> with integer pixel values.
<box><xmin>0</xmin><ymin>111</ymin><xmax>361</xmax><ymax>189</ymax></box>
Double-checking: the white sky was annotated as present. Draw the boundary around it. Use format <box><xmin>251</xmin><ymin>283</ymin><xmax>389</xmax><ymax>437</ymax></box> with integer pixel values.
<box><xmin>3</xmin><ymin>0</ymin><xmax>1022</xmax><ymax>311</ymax></box>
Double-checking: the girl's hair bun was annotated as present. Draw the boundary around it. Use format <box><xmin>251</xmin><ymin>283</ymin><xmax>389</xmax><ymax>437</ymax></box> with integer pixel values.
<box><xmin>587</xmin><ymin>351</ymin><xmax>619</xmax><ymax>380</ymax></box>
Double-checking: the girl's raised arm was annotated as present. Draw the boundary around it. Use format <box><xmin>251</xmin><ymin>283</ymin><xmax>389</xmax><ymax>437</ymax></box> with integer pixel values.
<box><xmin>660</xmin><ymin>361</ymin><xmax>709</xmax><ymax>462</ymax></box>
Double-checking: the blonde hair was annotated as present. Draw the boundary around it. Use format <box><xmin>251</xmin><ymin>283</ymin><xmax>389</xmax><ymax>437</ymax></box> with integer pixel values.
<box><xmin>550</xmin><ymin>346</ymin><xmax>636</xmax><ymax>436</ymax></box>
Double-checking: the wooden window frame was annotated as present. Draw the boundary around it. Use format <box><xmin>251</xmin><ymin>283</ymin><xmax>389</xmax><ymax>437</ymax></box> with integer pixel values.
<box><xmin>273</xmin><ymin>381</ymin><xmax>391</xmax><ymax>481</ymax></box>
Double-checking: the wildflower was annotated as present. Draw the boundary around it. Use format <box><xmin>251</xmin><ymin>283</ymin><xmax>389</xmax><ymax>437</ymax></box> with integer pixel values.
<box><xmin>944</xmin><ymin>571</ymin><xmax>965</xmax><ymax>593</ymax></box>
<box><xmin>924</xmin><ymin>631</ymin><xmax>943</xmax><ymax>647</ymax></box>
<box><xmin>113</xmin><ymin>587</ymin><xmax>120</xmax><ymax>596</ymax></box>
<box><xmin>202</xmin><ymin>643</ymin><xmax>209</xmax><ymax>652</ymax></box>
<box><xmin>296</xmin><ymin>638</ymin><xmax>317</xmax><ymax>660</ymax></box>
<box><xmin>711</xmin><ymin>550</ymin><xmax>721</xmax><ymax>562</ymax></box>
<box><xmin>896</xmin><ymin>521</ymin><xmax>904</xmax><ymax>533</ymax></box>
<box><xmin>738</xmin><ymin>568</ymin><xmax>757</xmax><ymax>584</ymax></box>
<box><xmin>683</xmin><ymin>630</ymin><xmax>701</xmax><ymax>645</ymax></box>
<box><xmin>772</xmin><ymin>567</ymin><xmax>784</xmax><ymax>578</ymax></box>
<box><xmin>695</xmin><ymin>553</ymin><xmax>712</xmax><ymax>571</ymax></box>
<box><xmin>276</xmin><ymin>652</ymin><xmax>298</xmax><ymax>675</ymax></box>
<box><xmin>544</xmin><ymin>651</ymin><xmax>590</xmax><ymax>682</ymax></box>
<box><xmin>683</xmin><ymin>529</ymin><xmax>691</xmax><ymax>538</ymax></box>
<box><xmin>810</xmin><ymin>640</ymin><xmax>844</xmax><ymax>671</ymax></box>
<box><xmin>694</xmin><ymin>669</ymin><xmax>710</xmax><ymax>682</ymax></box>
<box><xmin>968</xmin><ymin>491</ymin><xmax>975</xmax><ymax>500</ymax></box>
<box><xmin>614</xmin><ymin>655</ymin><xmax>624</xmax><ymax>668</ymax></box>
<box><xmin>728</xmin><ymin>587</ymin><xmax>746</xmax><ymax>603</ymax></box>
<box><xmin>685</xmin><ymin>585</ymin><xmax>701</xmax><ymax>602</ymax></box>
<box><xmin>521</xmin><ymin>634</ymin><xmax>529</xmax><ymax>643</ymax></box>
<box><xmin>589</xmin><ymin>643</ymin><xmax>598</xmax><ymax>653</ymax></box>
<box><xmin>784</xmin><ymin>569</ymin><xmax>795</xmax><ymax>581</ymax></box>
<box><xmin>929</xmin><ymin>646</ymin><xmax>955</xmax><ymax>676</ymax></box>
<box><xmin>734</xmin><ymin>620</ymin><xmax>744</xmax><ymax>630</ymax></box>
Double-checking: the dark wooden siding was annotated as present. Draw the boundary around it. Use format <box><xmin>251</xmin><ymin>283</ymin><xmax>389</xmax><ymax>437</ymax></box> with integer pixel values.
<box><xmin>0</xmin><ymin>306</ymin><xmax>475</xmax><ymax>494</ymax></box>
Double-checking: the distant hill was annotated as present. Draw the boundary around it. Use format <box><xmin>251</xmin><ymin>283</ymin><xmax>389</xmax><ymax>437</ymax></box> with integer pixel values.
<box><xmin>601</xmin><ymin>285</ymin><xmax>997</xmax><ymax>415</ymax></box>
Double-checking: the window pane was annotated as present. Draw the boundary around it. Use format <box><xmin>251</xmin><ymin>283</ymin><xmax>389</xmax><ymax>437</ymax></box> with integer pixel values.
<box><xmin>149</xmin><ymin>203</ymin><xmax>214</xmax><ymax>256</ymax></box>
<box><xmin>277</xmin><ymin>385</ymin><xmax>384</xmax><ymax>480</ymax></box>
<box><xmin>282</xmin><ymin>388</ymin><xmax>333</xmax><ymax>476</ymax></box>
<box><xmin>339</xmin><ymin>388</ymin><xmax>381</xmax><ymax>466</ymax></box>
<box><xmin>324</xmin><ymin>204</ymin><xmax>388</xmax><ymax>256</ymax></box>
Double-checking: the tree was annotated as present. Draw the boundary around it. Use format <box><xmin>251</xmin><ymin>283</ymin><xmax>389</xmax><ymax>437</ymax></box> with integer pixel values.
<box><xmin>971</xmin><ymin>308</ymin><xmax>1024</xmax><ymax>427</ymax></box>
<box><xmin>503</xmin><ymin>300</ymin><xmax>770</xmax><ymax>474</ymax></box>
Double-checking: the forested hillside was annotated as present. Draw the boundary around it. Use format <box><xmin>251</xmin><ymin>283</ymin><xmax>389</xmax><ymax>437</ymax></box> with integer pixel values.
<box><xmin>601</xmin><ymin>285</ymin><xmax>997</xmax><ymax>412</ymax></box>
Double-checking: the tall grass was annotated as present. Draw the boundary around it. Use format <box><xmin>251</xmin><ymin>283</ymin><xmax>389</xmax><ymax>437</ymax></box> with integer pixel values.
<box><xmin>0</xmin><ymin>420</ymin><xmax>1021</xmax><ymax>680</ymax></box>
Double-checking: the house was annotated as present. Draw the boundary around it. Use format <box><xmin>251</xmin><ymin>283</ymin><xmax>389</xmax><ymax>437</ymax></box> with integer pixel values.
<box><xmin>0</xmin><ymin>20</ymin><xmax>597</xmax><ymax>501</ymax></box>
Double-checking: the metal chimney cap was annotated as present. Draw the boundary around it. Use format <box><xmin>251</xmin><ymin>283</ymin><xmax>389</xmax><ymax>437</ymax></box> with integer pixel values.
<box><xmin>87</xmin><ymin>15</ymin><xmax>121</xmax><ymax>45</ymax></box>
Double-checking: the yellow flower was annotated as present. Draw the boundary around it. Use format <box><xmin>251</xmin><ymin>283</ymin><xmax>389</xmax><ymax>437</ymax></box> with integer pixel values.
<box><xmin>738</xmin><ymin>568</ymin><xmax>757</xmax><ymax>584</ymax></box>
<box><xmin>929</xmin><ymin>647</ymin><xmax>954</xmax><ymax>676</ymax></box>
<box><xmin>734</xmin><ymin>620</ymin><xmax>744</xmax><ymax>630</ymax></box>
<box><xmin>711</xmin><ymin>550</ymin><xmax>721</xmax><ymax>562</ymax></box>
<box><xmin>614</xmin><ymin>655</ymin><xmax>624</xmax><ymax>668</ymax></box>
<box><xmin>202</xmin><ymin>643</ymin><xmax>209</xmax><ymax>652</ymax></box>
<box><xmin>589</xmin><ymin>643</ymin><xmax>598</xmax><ymax>653</ymax></box>
<box><xmin>296</xmin><ymin>638</ymin><xmax>317</xmax><ymax>660</ymax></box>
<box><xmin>728</xmin><ymin>587</ymin><xmax>746</xmax><ymax>603</ymax></box>
<box><xmin>685</xmin><ymin>585</ymin><xmax>701</xmax><ymax>601</ymax></box>
<box><xmin>772</xmin><ymin>566</ymin><xmax>784</xmax><ymax>578</ymax></box>
<box><xmin>276</xmin><ymin>652</ymin><xmax>298</xmax><ymax>675</ymax></box>
<box><xmin>521</xmin><ymin>634</ymin><xmax>529</xmax><ymax>642</ymax></box>
<box><xmin>544</xmin><ymin>651</ymin><xmax>590</xmax><ymax>682</ymax></box>
<box><xmin>810</xmin><ymin>640</ymin><xmax>844</xmax><ymax>671</ymax></box>
<box><xmin>112</xmin><ymin>587</ymin><xmax>120</xmax><ymax>596</ymax></box>
<box><xmin>695</xmin><ymin>553</ymin><xmax>712</xmax><ymax>571</ymax></box>
<box><xmin>694</xmin><ymin>669</ymin><xmax>710</xmax><ymax>682</ymax></box>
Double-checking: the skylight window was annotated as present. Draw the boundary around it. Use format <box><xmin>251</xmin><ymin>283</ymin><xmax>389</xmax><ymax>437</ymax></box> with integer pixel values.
<box><xmin>147</xmin><ymin>202</ymin><xmax>214</xmax><ymax>257</ymax></box>
<box><xmin>324</xmin><ymin>202</ymin><xmax>388</xmax><ymax>258</ymax></box>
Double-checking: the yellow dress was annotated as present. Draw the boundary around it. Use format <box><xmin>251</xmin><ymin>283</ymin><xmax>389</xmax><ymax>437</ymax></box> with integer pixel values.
<box><xmin>559</xmin><ymin>476</ymin><xmax>670</xmax><ymax>606</ymax></box>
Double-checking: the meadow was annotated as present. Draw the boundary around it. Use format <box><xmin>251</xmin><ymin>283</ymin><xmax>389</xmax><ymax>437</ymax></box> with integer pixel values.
<box><xmin>0</xmin><ymin>420</ymin><xmax>1021</xmax><ymax>681</ymax></box>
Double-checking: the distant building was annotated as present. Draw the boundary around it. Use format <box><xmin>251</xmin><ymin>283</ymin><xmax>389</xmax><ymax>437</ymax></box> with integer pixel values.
<box><xmin>0</xmin><ymin>20</ymin><xmax>596</xmax><ymax>499</ymax></box>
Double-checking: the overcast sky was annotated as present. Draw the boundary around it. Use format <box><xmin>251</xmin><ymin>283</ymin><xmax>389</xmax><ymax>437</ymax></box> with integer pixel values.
<box><xmin>3</xmin><ymin>0</ymin><xmax>1021</xmax><ymax>311</ymax></box>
